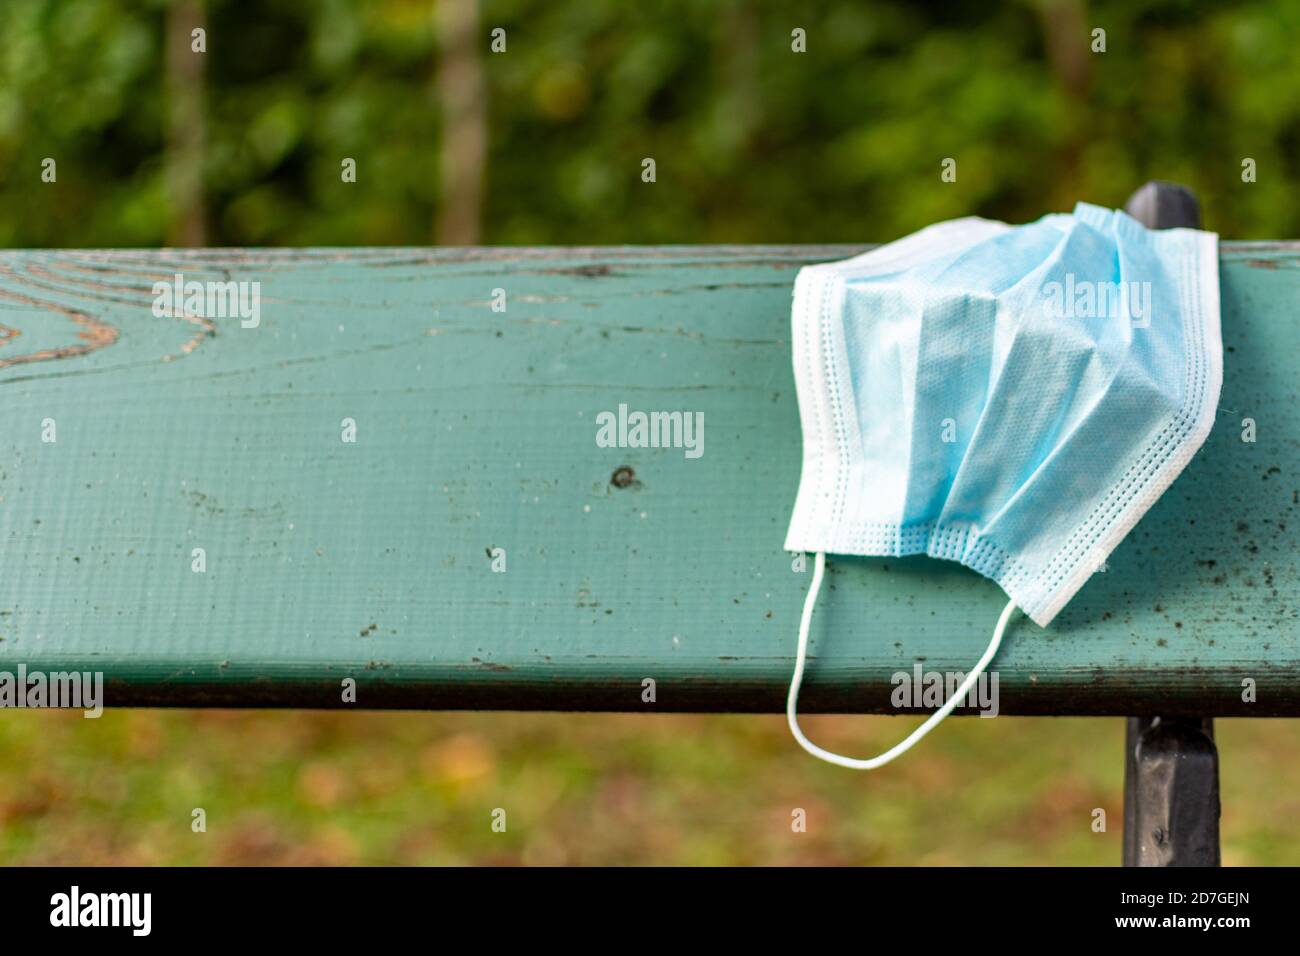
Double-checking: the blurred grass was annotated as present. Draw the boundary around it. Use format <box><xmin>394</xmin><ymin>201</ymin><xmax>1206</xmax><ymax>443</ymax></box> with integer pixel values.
<box><xmin>1</xmin><ymin>710</ymin><xmax>1297</xmax><ymax>865</ymax></box>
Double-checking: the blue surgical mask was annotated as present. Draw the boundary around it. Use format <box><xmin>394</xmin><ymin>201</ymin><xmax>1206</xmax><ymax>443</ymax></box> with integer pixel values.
<box><xmin>785</xmin><ymin>203</ymin><xmax>1222</xmax><ymax>769</ymax></box>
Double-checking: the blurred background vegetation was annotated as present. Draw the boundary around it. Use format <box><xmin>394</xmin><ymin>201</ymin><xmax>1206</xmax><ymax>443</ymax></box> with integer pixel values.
<box><xmin>1</xmin><ymin>0</ymin><xmax>1298</xmax><ymax>865</ymax></box>
<box><xmin>0</xmin><ymin>0</ymin><xmax>1298</xmax><ymax>248</ymax></box>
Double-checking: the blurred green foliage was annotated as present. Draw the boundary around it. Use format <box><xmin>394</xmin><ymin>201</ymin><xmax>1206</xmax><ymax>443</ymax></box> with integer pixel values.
<box><xmin>0</xmin><ymin>0</ymin><xmax>1297</xmax><ymax>248</ymax></box>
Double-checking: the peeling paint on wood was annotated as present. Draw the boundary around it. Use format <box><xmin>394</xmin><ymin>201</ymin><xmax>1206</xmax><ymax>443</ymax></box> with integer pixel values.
<box><xmin>0</xmin><ymin>245</ymin><xmax>1296</xmax><ymax>715</ymax></box>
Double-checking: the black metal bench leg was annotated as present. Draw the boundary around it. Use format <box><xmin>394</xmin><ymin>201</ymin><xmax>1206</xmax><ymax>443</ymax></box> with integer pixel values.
<box><xmin>1122</xmin><ymin>717</ymin><xmax>1221</xmax><ymax>866</ymax></box>
<box><xmin>1118</xmin><ymin>182</ymin><xmax>1221</xmax><ymax>867</ymax></box>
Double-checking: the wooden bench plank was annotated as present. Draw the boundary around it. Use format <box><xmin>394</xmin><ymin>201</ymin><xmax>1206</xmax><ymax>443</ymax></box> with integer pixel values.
<box><xmin>0</xmin><ymin>244</ymin><xmax>1295</xmax><ymax>714</ymax></box>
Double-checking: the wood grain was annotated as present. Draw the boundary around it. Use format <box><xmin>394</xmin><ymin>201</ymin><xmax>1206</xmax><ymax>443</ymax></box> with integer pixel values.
<box><xmin>0</xmin><ymin>244</ymin><xmax>1295</xmax><ymax>714</ymax></box>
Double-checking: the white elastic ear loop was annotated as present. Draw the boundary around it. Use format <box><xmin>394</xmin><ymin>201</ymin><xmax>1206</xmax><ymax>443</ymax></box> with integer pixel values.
<box><xmin>786</xmin><ymin>551</ymin><xmax>1019</xmax><ymax>770</ymax></box>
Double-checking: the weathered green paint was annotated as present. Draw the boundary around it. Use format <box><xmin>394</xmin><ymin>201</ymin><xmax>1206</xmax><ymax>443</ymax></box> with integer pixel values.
<box><xmin>0</xmin><ymin>245</ymin><xmax>1295</xmax><ymax>714</ymax></box>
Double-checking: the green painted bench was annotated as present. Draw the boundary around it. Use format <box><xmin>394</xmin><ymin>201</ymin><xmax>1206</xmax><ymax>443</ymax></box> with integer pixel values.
<box><xmin>0</xmin><ymin>241</ymin><xmax>1293</xmax><ymax>718</ymax></box>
